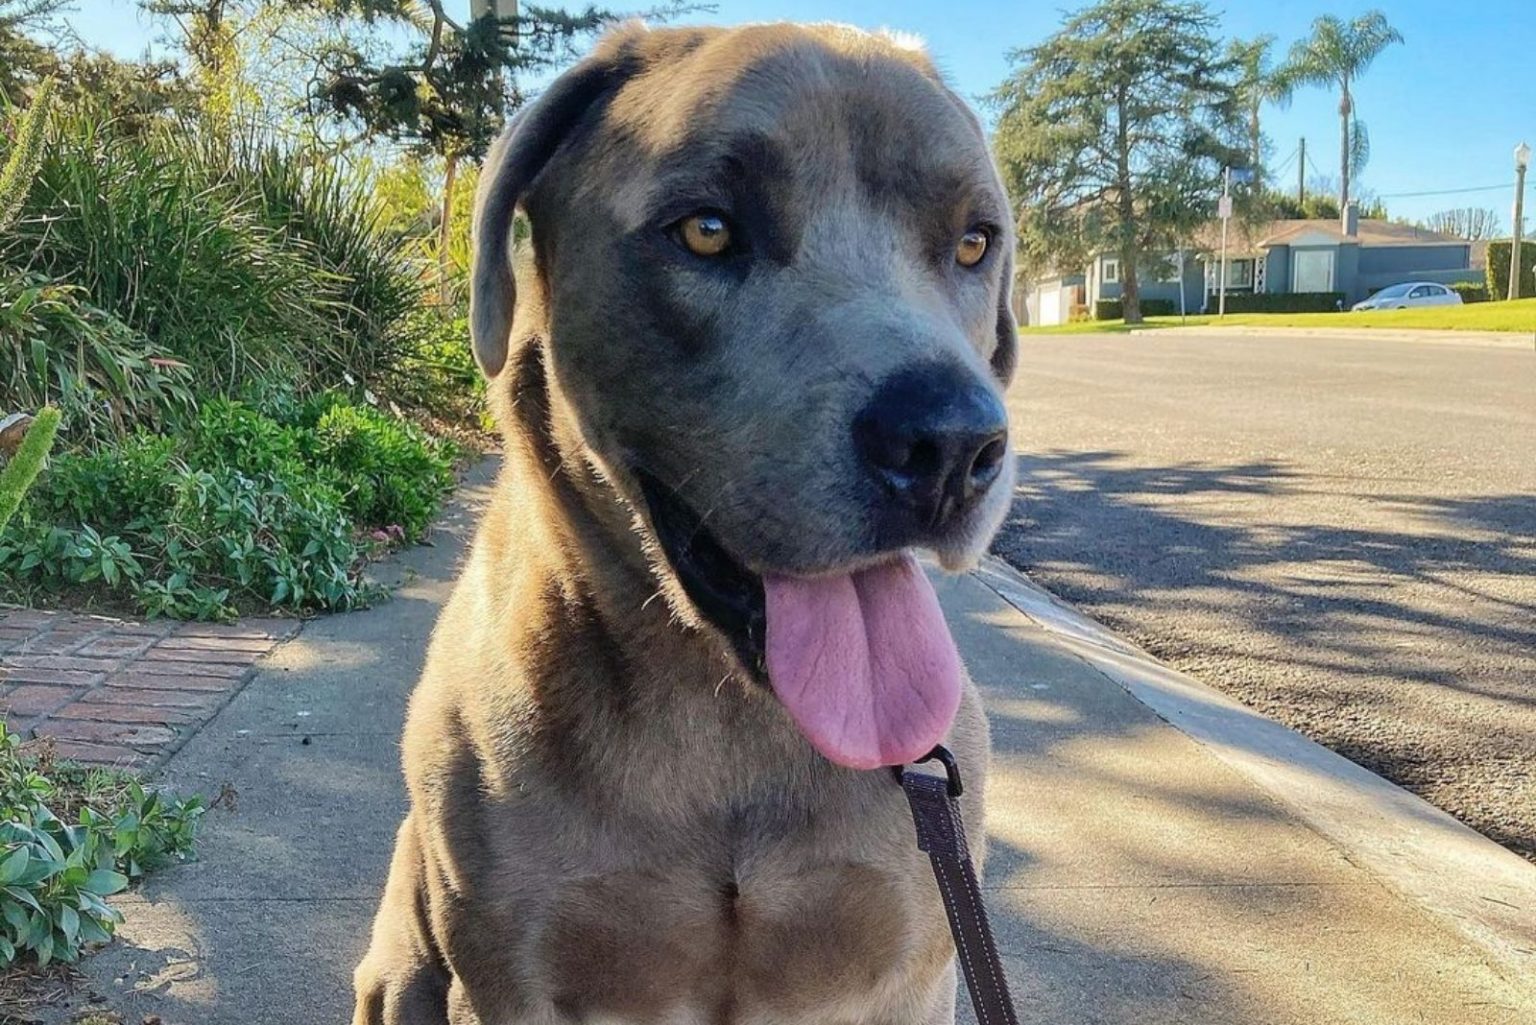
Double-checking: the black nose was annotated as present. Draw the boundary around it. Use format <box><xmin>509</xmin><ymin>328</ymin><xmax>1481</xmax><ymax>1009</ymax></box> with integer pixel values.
<box><xmin>854</xmin><ymin>362</ymin><xmax>1009</xmax><ymax>531</ymax></box>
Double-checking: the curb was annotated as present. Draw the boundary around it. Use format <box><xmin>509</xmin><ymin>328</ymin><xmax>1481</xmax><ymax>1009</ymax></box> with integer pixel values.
<box><xmin>970</xmin><ymin>555</ymin><xmax>1536</xmax><ymax>985</ymax></box>
<box><xmin>1128</xmin><ymin>325</ymin><xmax>1534</xmax><ymax>346</ymax></box>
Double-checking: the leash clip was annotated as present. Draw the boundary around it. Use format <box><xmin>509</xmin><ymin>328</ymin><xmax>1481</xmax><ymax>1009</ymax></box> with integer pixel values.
<box><xmin>911</xmin><ymin>744</ymin><xmax>963</xmax><ymax>799</ymax></box>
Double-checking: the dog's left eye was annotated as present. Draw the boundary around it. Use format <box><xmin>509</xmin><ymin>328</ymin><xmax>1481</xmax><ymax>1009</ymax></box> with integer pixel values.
<box><xmin>674</xmin><ymin>212</ymin><xmax>734</xmax><ymax>258</ymax></box>
<box><xmin>955</xmin><ymin>227</ymin><xmax>990</xmax><ymax>268</ymax></box>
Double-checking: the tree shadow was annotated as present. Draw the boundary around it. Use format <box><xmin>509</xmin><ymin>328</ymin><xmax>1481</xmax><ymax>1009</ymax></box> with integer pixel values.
<box><xmin>994</xmin><ymin>449</ymin><xmax>1536</xmax><ymax>860</ymax></box>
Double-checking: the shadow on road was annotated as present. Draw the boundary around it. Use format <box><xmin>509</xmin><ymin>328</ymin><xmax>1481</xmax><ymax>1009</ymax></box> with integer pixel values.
<box><xmin>993</xmin><ymin>449</ymin><xmax>1536</xmax><ymax>861</ymax></box>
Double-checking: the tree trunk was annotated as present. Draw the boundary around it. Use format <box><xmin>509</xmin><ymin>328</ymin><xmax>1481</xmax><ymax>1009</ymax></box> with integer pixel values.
<box><xmin>1120</xmin><ymin>246</ymin><xmax>1142</xmax><ymax>324</ymax></box>
<box><xmin>1338</xmin><ymin>78</ymin><xmax>1352</xmax><ymax>211</ymax></box>
<box><xmin>1113</xmin><ymin>85</ymin><xmax>1142</xmax><ymax>324</ymax></box>
<box><xmin>1249</xmin><ymin>103</ymin><xmax>1262</xmax><ymax>191</ymax></box>
<box><xmin>438</xmin><ymin>152</ymin><xmax>459</xmax><ymax>307</ymax></box>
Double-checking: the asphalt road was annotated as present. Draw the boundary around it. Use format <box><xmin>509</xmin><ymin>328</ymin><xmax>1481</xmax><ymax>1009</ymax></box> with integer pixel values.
<box><xmin>995</xmin><ymin>329</ymin><xmax>1536</xmax><ymax>861</ymax></box>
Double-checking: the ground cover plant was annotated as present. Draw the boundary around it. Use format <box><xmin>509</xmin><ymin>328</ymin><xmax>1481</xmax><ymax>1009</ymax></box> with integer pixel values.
<box><xmin>0</xmin><ymin>393</ymin><xmax>456</xmax><ymax>620</ymax></box>
<box><xmin>0</xmin><ymin>725</ymin><xmax>204</xmax><ymax>967</ymax></box>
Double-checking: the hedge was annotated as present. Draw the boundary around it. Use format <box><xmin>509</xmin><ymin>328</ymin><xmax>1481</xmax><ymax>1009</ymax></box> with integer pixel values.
<box><xmin>1450</xmin><ymin>282</ymin><xmax>1489</xmax><ymax>304</ymax></box>
<box><xmin>1485</xmin><ymin>241</ymin><xmax>1536</xmax><ymax>300</ymax></box>
<box><xmin>1095</xmin><ymin>298</ymin><xmax>1176</xmax><ymax>320</ymax></box>
<box><xmin>1222</xmin><ymin>292</ymin><xmax>1345</xmax><ymax>314</ymax></box>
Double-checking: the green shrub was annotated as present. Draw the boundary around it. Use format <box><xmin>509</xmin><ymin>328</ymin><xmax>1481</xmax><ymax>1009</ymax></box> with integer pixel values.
<box><xmin>0</xmin><ymin>723</ymin><xmax>203</xmax><ymax>967</ymax></box>
<box><xmin>1223</xmin><ymin>292</ymin><xmax>1345</xmax><ymax>313</ymax></box>
<box><xmin>0</xmin><ymin>274</ymin><xmax>196</xmax><ymax>444</ymax></box>
<box><xmin>183</xmin><ymin>398</ymin><xmax>310</xmax><ymax>481</ymax></box>
<box><xmin>1</xmin><ymin>454</ymin><xmax>370</xmax><ymax>620</ymax></box>
<box><xmin>1</xmin><ymin>396</ymin><xmax>454</xmax><ymax>619</ymax></box>
<box><xmin>1485</xmin><ymin>240</ymin><xmax>1536</xmax><ymax>300</ymax></box>
<box><xmin>1450</xmin><ymin>281</ymin><xmax>1489</xmax><ymax>304</ymax></box>
<box><xmin>314</xmin><ymin>403</ymin><xmax>456</xmax><ymax>541</ymax></box>
<box><xmin>1094</xmin><ymin>298</ymin><xmax>1176</xmax><ymax>320</ymax></box>
<box><xmin>1</xmin><ymin>108</ymin><xmax>421</xmax><ymax>398</ymax></box>
<box><xmin>27</xmin><ymin>433</ymin><xmax>176</xmax><ymax>529</ymax></box>
<box><xmin>221</xmin><ymin>140</ymin><xmax>422</xmax><ymax>386</ymax></box>
<box><xmin>2</xmin><ymin>109</ymin><xmax>326</xmax><ymax>394</ymax></box>
<box><xmin>382</xmin><ymin>307</ymin><xmax>487</xmax><ymax>427</ymax></box>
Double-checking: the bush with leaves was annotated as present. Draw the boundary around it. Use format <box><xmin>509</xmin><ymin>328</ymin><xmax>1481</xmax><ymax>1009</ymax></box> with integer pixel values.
<box><xmin>0</xmin><ymin>274</ymin><xmax>195</xmax><ymax>445</ymax></box>
<box><xmin>383</xmin><ymin>306</ymin><xmax>488</xmax><ymax>430</ymax></box>
<box><xmin>0</xmin><ymin>724</ymin><xmax>204</xmax><ymax>967</ymax></box>
<box><xmin>0</xmin><ymin>395</ymin><xmax>455</xmax><ymax>619</ymax></box>
<box><xmin>1</xmin><ymin>105</ymin><xmax>421</xmax><ymax>399</ymax></box>
<box><xmin>314</xmin><ymin>402</ymin><xmax>457</xmax><ymax>542</ymax></box>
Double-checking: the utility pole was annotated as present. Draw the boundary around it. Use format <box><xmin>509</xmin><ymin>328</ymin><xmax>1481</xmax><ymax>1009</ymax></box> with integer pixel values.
<box><xmin>1510</xmin><ymin>142</ymin><xmax>1530</xmax><ymax>301</ymax></box>
<box><xmin>1298</xmin><ymin>137</ymin><xmax>1306</xmax><ymax>206</ymax></box>
<box><xmin>1218</xmin><ymin>167</ymin><xmax>1232</xmax><ymax>317</ymax></box>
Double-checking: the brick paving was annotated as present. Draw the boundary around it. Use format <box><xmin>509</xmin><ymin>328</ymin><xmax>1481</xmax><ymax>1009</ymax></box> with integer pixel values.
<box><xmin>0</xmin><ymin>607</ymin><xmax>300</xmax><ymax>770</ymax></box>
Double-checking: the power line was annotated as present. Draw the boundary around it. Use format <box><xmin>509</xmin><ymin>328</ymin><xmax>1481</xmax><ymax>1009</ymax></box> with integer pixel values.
<box><xmin>1374</xmin><ymin>182</ymin><xmax>1512</xmax><ymax>199</ymax></box>
<box><xmin>1304</xmin><ymin>149</ymin><xmax>1325</xmax><ymax>181</ymax></box>
<box><xmin>1270</xmin><ymin>146</ymin><xmax>1298</xmax><ymax>178</ymax></box>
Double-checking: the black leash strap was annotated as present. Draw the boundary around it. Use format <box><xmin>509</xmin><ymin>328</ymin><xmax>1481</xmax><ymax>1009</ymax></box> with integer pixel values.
<box><xmin>898</xmin><ymin>745</ymin><xmax>1019</xmax><ymax>1025</ymax></box>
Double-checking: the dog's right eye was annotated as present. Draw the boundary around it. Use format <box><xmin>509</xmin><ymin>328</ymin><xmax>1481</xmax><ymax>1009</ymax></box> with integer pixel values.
<box><xmin>674</xmin><ymin>212</ymin><xmax>734</xmax><ymax>258</ymax></box>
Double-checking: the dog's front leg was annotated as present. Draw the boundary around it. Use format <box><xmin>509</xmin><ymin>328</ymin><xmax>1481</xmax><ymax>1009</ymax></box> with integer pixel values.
<box><xmin>917</xmin><ymin>960</ymin><xmax>959</xmax><ymax>1025</ymax></box>
<box><xmin>354</xmin><ymin>815</ymin><xmax>452</xmax><ymax>1025</ymax></box>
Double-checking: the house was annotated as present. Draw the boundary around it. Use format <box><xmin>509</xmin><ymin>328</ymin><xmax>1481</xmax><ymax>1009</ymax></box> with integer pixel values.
<box><xmin>1024</xmin><ymin>205</ymin><xmax>1478</xmax><ymax>324</ymax></box>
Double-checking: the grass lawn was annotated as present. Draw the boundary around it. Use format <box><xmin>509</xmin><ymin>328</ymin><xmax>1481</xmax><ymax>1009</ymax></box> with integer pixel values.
<box><xmin>1021</xmin><ymin>298</ymin><xmax>1536</xmax><ymax>335</ymax></box>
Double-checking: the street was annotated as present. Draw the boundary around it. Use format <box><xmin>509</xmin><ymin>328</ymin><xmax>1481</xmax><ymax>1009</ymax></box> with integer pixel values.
<box><xmin>996</xmin><ymin>330</ymin><xmax>1536</xmax><ymax>860</ymax></box>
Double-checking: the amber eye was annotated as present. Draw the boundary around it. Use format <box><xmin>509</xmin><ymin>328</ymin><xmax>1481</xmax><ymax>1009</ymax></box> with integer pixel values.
<box><xmin>676</xmin><ymin>212</ymin><xmax>733</xmax><ymax>257</ymax></box>
<box><xmin>956</xmin><ymin>227</ymin><xmax>990</xmax><ymax>267</ymax></box>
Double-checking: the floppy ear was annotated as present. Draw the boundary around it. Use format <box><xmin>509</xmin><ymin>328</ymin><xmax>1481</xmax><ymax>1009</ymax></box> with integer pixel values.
<box><xmin>990</xmin><ymin>246</ymin><xmax>1018</xmax><ymax>385</ymax></box>
<box><xmin>470</xmin><ymin>54</ymin><xmax>633</xmax><ymax>377</ymax></box>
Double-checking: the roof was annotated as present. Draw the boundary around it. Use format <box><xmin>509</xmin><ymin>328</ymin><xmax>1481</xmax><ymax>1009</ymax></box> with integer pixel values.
<box><xmin>1190</xmin><ymin>218</ymin><xmax>1469</xmax><ymax>257</ymax></box>
<box><xmin>1262</xmin><ymin>219</ymin><xmax>1467</xmax><ymax>248</ymax></box>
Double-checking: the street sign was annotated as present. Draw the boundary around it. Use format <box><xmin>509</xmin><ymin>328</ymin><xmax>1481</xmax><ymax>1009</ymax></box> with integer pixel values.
<box><xmin>1229</xmin><ymin>167</ymin><xmax>1255</xmax><ymax>185</ymax></box>
<box><xmin>1218</xmin><ymin>195</ymin><xmax>1233</xmax><ymax>219</ymax></box>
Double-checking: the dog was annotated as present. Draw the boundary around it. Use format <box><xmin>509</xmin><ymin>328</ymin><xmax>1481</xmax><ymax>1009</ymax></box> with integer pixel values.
<box><xmin>353</xmin><ymin>22</ymin><xmax>1017</xmax><ymax>1025</ymax></box>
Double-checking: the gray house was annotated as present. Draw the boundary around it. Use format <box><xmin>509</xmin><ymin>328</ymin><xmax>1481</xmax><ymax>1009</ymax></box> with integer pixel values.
<box><xmin>1025</xmin><ymin>206</ymin><xmax>1477</xmax><ymax>324</ymax></box>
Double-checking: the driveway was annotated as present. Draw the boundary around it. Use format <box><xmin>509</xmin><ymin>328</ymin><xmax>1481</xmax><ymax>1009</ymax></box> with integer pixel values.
<box><xmin>995</xmin><ymin>329</ymin><xmax>1536</xmax><ymax>860</ymax></box>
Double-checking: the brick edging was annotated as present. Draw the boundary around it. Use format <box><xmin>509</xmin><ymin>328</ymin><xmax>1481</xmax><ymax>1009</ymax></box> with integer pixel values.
<box><xmin>0</xmin><ymin>608</ymin><xmax>302</xmax><ymax>772</ymax></box>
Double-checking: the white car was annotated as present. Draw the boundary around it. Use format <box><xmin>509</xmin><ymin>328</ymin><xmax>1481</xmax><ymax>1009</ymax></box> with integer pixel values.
<box><xmin>1351</xmin><ymin>282</ymin><xmax>1464</xmax><ymax>311</ymax></box>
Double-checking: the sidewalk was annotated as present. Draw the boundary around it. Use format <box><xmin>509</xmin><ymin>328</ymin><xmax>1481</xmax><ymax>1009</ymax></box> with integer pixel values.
<box><xmin>38</xmin><ymin>463</ymin><xmax>1536</xmax><ymax>1024</ymax></box>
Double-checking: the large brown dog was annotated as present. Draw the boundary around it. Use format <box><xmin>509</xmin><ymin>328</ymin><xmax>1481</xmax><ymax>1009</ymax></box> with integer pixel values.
<box><xmin>354</xmin><ymin>21</ymin><xmax>1017</xmax><ymax>1025</ymax></box>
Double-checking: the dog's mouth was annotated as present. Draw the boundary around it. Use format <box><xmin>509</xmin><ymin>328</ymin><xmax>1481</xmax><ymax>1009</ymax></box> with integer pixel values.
<box><xmin>636</xmin><ymin>470</ymin><xmax>963</xmax><ymax>771</ymax></box>
<box><xmin>636</xmin><ymin>469</ymin><xmax>768</xmax><ymax>678</ymax></box>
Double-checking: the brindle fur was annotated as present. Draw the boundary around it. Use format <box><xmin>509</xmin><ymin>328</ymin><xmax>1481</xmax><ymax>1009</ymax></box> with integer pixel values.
<box><xmin>354</xmin><ymin>22</ymin><xmax>1017</xmax><ymax>1025</ymax></box>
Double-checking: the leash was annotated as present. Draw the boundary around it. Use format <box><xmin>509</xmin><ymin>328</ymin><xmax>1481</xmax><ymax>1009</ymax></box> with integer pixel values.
<box><xmin>897</xmin><ymin>745</ymin><xmax>1019</xmax><ymax>1025</ymax></box>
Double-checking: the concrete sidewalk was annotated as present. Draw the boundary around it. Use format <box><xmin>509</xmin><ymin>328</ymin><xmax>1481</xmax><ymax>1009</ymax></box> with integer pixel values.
<box><xmin>45</xmin><ymin>465</ymin><xmax>1536</xmax><ymax>1024</ymax></box>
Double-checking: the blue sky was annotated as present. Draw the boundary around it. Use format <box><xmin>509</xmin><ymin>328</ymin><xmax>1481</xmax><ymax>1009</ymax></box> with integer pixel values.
<box><xmin>65</xmin><ymin>0</ymin><xmax>1534</xmax><ymax>226</ymax></box>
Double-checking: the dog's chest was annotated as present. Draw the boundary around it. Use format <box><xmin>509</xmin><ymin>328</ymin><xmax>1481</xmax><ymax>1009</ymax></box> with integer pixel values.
<box><xmin>492</xmin><ymin>798</ymin><xmax>948</xmax><ymax>1024</ymax></box>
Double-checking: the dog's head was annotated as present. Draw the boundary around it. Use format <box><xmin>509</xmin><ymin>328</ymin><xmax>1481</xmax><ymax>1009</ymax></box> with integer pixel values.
<box><xmin>473</xmin><ymin>23</ymin><xmax>1017</xmax><ymax>769</ymax></box>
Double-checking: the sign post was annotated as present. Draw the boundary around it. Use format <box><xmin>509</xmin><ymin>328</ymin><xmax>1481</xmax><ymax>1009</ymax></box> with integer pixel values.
<box><xmin>1217</xmin><ymin>167</ymin><xmax>1254</xmax><ymax>318</ymax></box>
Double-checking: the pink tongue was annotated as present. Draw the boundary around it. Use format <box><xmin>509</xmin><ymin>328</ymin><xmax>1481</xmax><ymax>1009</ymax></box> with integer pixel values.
<box><xmin>763</xmin><ymin>553</ymin><xmax>962</xmax><ymax>770</ymax></box>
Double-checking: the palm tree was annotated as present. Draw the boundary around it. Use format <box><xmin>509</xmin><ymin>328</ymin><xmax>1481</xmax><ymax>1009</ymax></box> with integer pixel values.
<box><xmin>1275</xmin><ymin>11</ymin><xmax>1403</xmax><ymax>212</ymax></box>
<box><xmin>1227</xmin><ymin>35</ymin><xmax>1279</xmax><ymax>187</ymax></box>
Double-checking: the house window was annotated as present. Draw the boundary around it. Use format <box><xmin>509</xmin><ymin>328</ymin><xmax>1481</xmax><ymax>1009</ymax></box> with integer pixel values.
<box><xmin>1293</xmin><ymin>249</ymin><xmax>1335</xmax><ymax>292</ymax></box>
<box><xmin>1102</xmin><ymin>257</ymin><xmax>1119</xmax><ymax>284</ymax></box>
<box><xmin>1228</xmin><ymin>260</ymin><xmax>1254</xmax><ymax>288</ymax></box>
